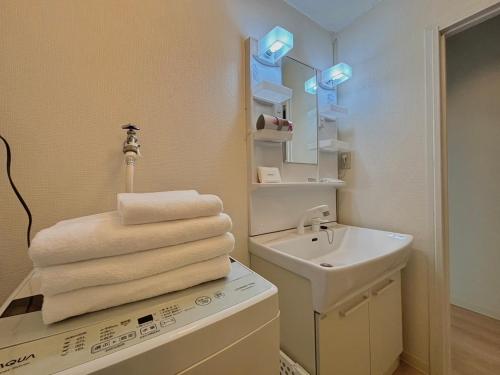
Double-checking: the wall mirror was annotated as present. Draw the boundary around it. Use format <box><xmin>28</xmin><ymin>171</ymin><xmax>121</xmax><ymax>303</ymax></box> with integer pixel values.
<box><xmin>282</xmin><ymin>57</ymin><xmax>318</xmax><ymax>165</ymax></box>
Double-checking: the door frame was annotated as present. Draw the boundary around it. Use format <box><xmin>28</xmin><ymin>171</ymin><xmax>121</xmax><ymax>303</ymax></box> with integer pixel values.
<box><xmin>426</xmin><ymin>3</ymin><xmax>500</xmax><ymax>374</ymax></box>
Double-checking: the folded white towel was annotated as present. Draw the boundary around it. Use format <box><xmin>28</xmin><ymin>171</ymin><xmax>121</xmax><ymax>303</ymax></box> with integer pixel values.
<box><xmin>38</xmin><ymin>233</ymin><xmax>235</xmax><ymax>295</ymax></box>
<box><xmin>29</xmin><ymin>212</ymin><xmax>232</xmax><ymax>267</ymax></box>
<box><xmin>42</xmin><ymin>255</ymin><xmax>231</xmax><ymax>324</ymax></box>
<box><xmin>117</xmin><ymin>190</ymin><xmax>223</xmax><ymax>225</ymax></box>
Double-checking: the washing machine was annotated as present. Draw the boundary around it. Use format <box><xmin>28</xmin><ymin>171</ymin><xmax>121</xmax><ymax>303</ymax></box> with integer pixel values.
<box><xmin>0</xmin><ymin>259</ymin><xmax>279</xmax><ymax>374</ymax></box>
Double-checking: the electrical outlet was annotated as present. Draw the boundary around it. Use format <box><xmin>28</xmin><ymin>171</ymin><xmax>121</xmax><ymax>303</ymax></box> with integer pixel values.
<box><xmin>339</xmin><ymin>152</ymin><xmax>351</xmax><ymax>169</ymax></box>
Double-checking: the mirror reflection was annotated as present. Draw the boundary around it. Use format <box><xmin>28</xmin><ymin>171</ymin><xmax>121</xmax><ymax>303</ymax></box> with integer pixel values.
<box><xmin>282</xmin><ymin>57</ymin><xmax>318</xmax><ymax>165</ymax></box>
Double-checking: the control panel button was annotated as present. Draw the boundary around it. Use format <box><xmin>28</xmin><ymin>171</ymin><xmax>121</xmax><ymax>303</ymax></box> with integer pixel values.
<box><xmin>91</xmin><ymin>331</ymin><xmax>136</xmax><ymax>354</ymax></box>
<box><xmin>214</xmin><ymin>291</ymin><xmax>225</xmax><ymax>299</ymax></box>
<box><xmin>140</xmin><ymin>323</ymin><xmax>157</xmax><ymax>335</ymax></box>
<box><xmin>195</xmin><ymin>296</ymin><xmax>212</xmax><ymax>306</ymax></box>
<box><xmin>160</xmin><ymin>317</ymin><xmax>176</xmax><ymax>327</ymax></box>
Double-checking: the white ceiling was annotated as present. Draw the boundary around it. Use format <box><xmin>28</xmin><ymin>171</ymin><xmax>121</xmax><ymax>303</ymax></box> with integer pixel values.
<box><xmin>284</xmin><ymin>0</ymin><xmax>382</xmax><ymax>32</ymax></box>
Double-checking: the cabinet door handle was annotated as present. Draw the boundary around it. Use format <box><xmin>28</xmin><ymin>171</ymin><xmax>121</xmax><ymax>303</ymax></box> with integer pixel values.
<box><xmin>340</xmin><ymin>295</ymin><xmax>369</xmax><ymax>318</ymax></box>
<box><xmin>373</xmin><ymin>279</ymin><xmax>395</xmax><ymax>296</ymax></box>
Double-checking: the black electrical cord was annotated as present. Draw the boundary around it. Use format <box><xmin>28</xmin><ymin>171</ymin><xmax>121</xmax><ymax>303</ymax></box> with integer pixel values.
<box><xmin>0</xmin><ymin>135</ymin><xmax>32</xmax><ymax>248</ymax></box>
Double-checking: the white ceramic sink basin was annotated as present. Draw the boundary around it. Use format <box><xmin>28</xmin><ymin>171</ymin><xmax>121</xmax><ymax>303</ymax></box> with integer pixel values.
<box><xmin>249</xmin><ymin>224</ymin><xmax>413</xmax><ymax>313</ymax></box>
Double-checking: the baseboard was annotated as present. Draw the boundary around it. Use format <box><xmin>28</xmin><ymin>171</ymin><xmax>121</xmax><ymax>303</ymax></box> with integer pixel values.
<box><xmin>383</xmin><ymin>358</ymin><xmax>400</xmax><ymax>375</ymax></box>
<box><xmin>400</xmin><ymin>351</ymin><xmax>429</xmax><ymax>374</ymax></box>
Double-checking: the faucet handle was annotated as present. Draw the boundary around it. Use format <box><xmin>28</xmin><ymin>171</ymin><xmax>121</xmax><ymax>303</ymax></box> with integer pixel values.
<box><xmin>121</xmin><ymin>124</ymin><xmax>140</xmax><ymax>131</ymax></box>
<box><xmin>122</xmin><ymin>123</ymin><xmax>141</xmax><ymax>155</ymax></box>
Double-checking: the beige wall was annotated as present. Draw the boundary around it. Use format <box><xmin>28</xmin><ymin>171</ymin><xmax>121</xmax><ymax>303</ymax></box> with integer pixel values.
<box><xmin>335</xmin><ymin>0</ymin><xmax>499</xmax><ymax>371</ymax></box>
<box><xmin>0</xmin><ymin>0</ymin><xmax>333</xmax><ymax>303</ymax></box>
<box><xmin>447</xmin><ymin>15</ymin><xmax>500</xmax><ymax>320</ymax></box>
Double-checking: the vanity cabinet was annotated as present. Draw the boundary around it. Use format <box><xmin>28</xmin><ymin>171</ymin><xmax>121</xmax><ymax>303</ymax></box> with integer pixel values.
<box><xmin>250</xmin><ymin>253</ymin><xmax>405</xmax><ymax>375</ymax></box>
<box><xmin>315</xmin><ymin>272</ymin><xmax>402</xmax><ymax>375</ymax></box>
<box><xmin>369</xmin><ymin>274</ymin><xmax>403</xmax><ymax>375</ymax></box>
<box><xmin>316</xmin><ymin>294</ymin><xmax>371</xmax><ymax>375</ymax></box>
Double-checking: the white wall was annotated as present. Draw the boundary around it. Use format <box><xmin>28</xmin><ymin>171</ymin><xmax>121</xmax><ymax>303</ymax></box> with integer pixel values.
<box><xmin>0</xmin><ymin>0</ymin><xmax>333</xmax><ymax>303</ymax></box>
<box><xmin>447</xmin><ymin>15</ymin><xmax>500</xmax><ymax>320</ymax></box>
<box><xmin>334</xmin><ymin>0</ymin><xmax>499</xmax><ymax>371</ymax></box>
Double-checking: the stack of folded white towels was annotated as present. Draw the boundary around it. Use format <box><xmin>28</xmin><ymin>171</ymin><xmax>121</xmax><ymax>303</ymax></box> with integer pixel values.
<box><xmin>29</xmin><ymin>190</ymin><xmax>233</xmax><ymax>324</ymax></box>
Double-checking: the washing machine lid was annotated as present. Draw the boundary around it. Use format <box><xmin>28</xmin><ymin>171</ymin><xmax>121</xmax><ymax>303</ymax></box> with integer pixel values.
<box><xmin>0</xmin><ymin>259</ymin><xmax>277</xmax><ymax>375</ymax></box>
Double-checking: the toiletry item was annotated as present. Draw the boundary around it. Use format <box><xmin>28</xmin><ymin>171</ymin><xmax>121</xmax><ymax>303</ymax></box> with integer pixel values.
<box><xmin>257</xmin><ymin>167</ymin><xmax>282</xmax><ymax>184</ymax></box>
<box><xmin>256</xmin><ymin>114</ymin><xmax>293</xmax><ymax>131</ymax></box>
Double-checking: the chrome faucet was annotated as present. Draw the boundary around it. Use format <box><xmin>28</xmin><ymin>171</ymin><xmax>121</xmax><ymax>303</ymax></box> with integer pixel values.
<box><xmin>297</xmin><ymin>205</ymin><xmax>330</xmax><ymax>234</ymax></box>
<box><xmin>122</xmin><ymin>124</ymin><xmax>141</xmax><ymax>155</ymax></box>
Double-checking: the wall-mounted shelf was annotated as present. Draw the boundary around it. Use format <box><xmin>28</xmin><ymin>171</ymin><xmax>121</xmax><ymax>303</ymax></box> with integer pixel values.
<box><xmin>252</xmin><ymin>129</ymin><xmax>293</xmax><ymax>142</ymax></box>
<box><xmin>253</xmin><ymin>80</ymin><xmax>293</xmax><ymax>104</ymax></box>
<box><xmin>319</xmin><ymin>104</ymin><xmax>348</xmax><ymax>121</ymax></box>
<box><xmin>252</xmin><ymin>180</ymin><xmax>345</xmax><ymax>191</ymax></box>
<box><xmin>308</xmin><ymin>139</ymin><xmax>351</xmax><ymax>153</ymax></box>
<box><xmin>320</xmin><ymin>139</ymin><xmax>351</xmax><ymax>153</ymax></box>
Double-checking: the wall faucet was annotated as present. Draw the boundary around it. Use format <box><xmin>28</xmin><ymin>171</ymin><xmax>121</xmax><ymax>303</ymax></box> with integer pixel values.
<box><xmin>122</xmin><ymin>124</ymin><xmax>141</xmax><ymax>155</ymax></box>
<box><xmin>297</xmin><ymin>205</ymin><xmax>330</xmax><ymax>234</ymax></box>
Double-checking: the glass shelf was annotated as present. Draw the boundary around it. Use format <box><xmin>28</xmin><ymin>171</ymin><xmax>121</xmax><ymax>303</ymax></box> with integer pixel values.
<box><xmin>253</xmin><ymin>80</ymin><xmax>293</xmax><ymax>104</ymax></box>
<box><xmin>319</xmin><ymin>104</ymin><xmax>348</xmax><ymax>121</ymax></box>
<box><xmin>308</xmin><ymin>139</ymin><xmax>351</xmax><ymax>153</ymax></box>
<box><xmin>252</xmin><ymin>180</ymin><xmax>345</xmax><ymax>191</ymax></box>
<box><xmin>320</xmin><ymin>139</ymin><xmax>351</xmax><ymax>153</ymax></box>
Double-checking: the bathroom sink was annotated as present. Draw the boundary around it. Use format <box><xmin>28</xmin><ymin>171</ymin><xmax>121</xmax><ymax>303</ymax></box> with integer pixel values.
<box><xmin>249</xmin><ymin>224</ymin><xmax>413</xmax><ymax>313</ymax></box>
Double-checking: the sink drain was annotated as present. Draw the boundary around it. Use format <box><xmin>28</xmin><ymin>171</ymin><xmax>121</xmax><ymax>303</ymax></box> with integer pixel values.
<box><xmin>320</xmin><ymin>262</ymin><xmax>333</xmax><ymax>268</ymax></box>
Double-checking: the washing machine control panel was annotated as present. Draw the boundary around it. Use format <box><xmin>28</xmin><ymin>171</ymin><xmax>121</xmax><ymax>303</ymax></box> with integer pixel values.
<box><xmin>0</xmin><ymin>261</ymin><xmax>275</xmax><ymax>375</ymax></box>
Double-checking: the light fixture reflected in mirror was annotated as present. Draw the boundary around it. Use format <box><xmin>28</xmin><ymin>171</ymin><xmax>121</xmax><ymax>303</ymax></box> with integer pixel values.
<box><xmin>320</xmin><ymin>63</ymin><xmax>352</xmax><ymax>89</ymax></box>
<box><xmin>256</xmin><ymin>26</ymin><xmax>294</xmax><ymax>65</ymax></box>
<box><xmin>304</xmin><ymin>76</ymin><xmax>317</xmax><ymax>94</ymax></box>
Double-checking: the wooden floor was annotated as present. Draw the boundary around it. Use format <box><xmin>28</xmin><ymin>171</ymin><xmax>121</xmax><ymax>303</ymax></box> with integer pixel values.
<box><xmin>393</xmin><ymin>305</ymin><xmax>500</xmax><ymax>375</ymax></box>
<box><xmin>393</xmin><ymin>361</ymin><xmax>422</xmax><ymax>374</ymax></box>
<box><xmin>450</xmin><ymin>305</ymin><xmax>500</xmax><ymax>375</ymax></box>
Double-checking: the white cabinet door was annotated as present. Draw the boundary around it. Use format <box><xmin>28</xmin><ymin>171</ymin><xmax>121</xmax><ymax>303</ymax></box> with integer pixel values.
<box><xmin>369</xmin><ymin>272</ymin><xmax>403</xmax><ymax>375</ymax></box>
<box><xmin>316</xmin><ymin>293</ymin><xmax>371</xmax><ymax>375</ymax></box>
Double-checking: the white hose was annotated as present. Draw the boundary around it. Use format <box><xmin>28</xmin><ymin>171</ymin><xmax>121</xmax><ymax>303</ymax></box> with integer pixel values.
<box><xmin>125</xmin><ymin>152</ymin><xmax>137</xmax><ymax>193</ymax></box>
